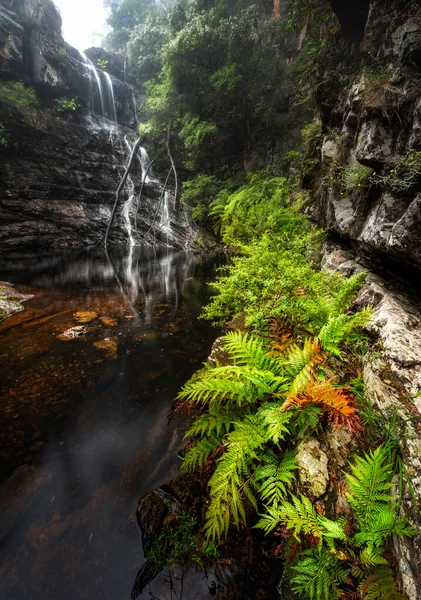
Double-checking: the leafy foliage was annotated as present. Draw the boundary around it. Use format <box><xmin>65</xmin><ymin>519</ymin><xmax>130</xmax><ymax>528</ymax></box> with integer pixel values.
<box><xmin>55</xmin><ymin>96</ymin><xmax>80</xmax><ymax>114</ymax></box>
<box><xmin>266</xmin><ymin>445</ymin><xmax>418</xmax><ymax>600</ymax></box>
<box><xmin>179</xmin><ymin>328</ymin><xmax>362</xmax><ymax>540</ymax></box>
<box><xmin>0</xmin><ymin>81</ymin><xmax>38</xmax><ymax>121</ymax></box>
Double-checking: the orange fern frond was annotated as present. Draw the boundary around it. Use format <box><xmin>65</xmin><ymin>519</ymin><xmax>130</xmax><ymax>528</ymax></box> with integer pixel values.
<box><xmin>284</xmin><ymin>380</ymin><xmax>361</xmax><ymax>435</ymax></box>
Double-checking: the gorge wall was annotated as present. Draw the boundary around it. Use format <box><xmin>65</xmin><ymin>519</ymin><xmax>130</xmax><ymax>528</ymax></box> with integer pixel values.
<box><xmin>0</xmin><ymin>0</ymin><xmax>202</xmax><ymax>250</ymax></box>
<box><xmin>310</xmin><ymin>0</ymin><xmax>421</xmax><ymax>272</ymax></box>
<box><xmin>309</xmin><ymin>3</ymin><xmax>421</xmax><ymax>597</ymax></box>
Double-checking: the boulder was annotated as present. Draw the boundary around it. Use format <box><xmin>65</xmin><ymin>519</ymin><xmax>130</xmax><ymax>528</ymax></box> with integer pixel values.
<box><xmin>296</xmin><ymin>437</ymin><xmax>329</xmax><ymax>500</ymax></box>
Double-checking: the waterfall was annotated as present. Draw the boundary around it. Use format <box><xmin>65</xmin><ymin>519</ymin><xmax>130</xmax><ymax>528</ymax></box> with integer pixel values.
<box><xmin>80</xmin><ymin>52</ymin><xmax>105</xmax><ymax>118</ymax></box>
<box><xmin>122</xmin><ymin>174</ymin><xmax>136</xmax><ymax>249</ymax></box>
<box><xmin>102</xmin><ymin>71</ymin><xmax>117</xmax><ymax>123</ymax></box>
<box><xmin>160</xmin><ymin>191</ymin><xmax>172</xmax><ymax>246</ymax></box>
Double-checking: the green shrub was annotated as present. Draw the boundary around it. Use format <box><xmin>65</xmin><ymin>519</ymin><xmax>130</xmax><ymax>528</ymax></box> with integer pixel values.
<box><xmin>96</xmin><ymin>58</ymin><xmax>109</xmax><ymax>70</ymax></box>
<box><xmin>202</xmin><ymin>229</ymin><xmax>367</xmax><ymax>332</ymax></box>
<box><xmin>0</xmin><ymin>82</ymin><xmax>38</xmax><ymax>121</ymax></box>
<box><xmin>0</xmin><ymin>122</ymin><xmax>6</xmax><ymax>147</ymax></box>
<box><xmin>371</xmin><ymin>151</ymin><xmax>421</xmax><ymax>192</ymax></box>
<box><xmin>219</xmin><ymin>175</ymin><xmax>295</xmax><ymax>246</ymax></box>
<box><xmin>57</xmin><ymin>47</ymin><xmax>67</xmax><ymax>62</ymax></box>
<box><xmin>181</xmin><ymin>174</ymin><xmax>234</xmax><ymax>230</ymax></box>
<box><xmin>55</xmin><ymin>96</ymin><xmax>80</xmax><ymax>114</ymax></box>
<box><xmin>342</xmin><ymin>163</ymin><xmax>374</xmax><ymax>192</ymax></box>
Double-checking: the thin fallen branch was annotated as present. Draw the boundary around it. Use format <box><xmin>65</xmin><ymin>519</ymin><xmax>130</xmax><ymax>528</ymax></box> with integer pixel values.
<box><xmin>134</xmin><ymin>153</ymin><xmax>159</xmax><ymax>232</ymax></box>
<box><xmin>167</xmin><ymin>125</ymin><xmax>179</xmax><ymax>210</ymax></box>
<box><xmin>104</xmin><ymin>136</ymin><xmax>142</xmax><ymax>248</ymax></box>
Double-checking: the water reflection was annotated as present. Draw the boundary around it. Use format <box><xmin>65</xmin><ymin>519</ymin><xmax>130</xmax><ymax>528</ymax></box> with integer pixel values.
<box><xmin>0</xmin><ymin>248</ymin><xmax>221</xmax><ymax>600</ymax></box>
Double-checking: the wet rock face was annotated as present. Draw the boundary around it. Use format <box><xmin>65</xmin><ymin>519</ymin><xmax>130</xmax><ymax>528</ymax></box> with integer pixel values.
<box><xmin>322</xmin><ymin>242</ymin><xmax>421</xmax><ymax>600</ymax></box>
<box><xmin>0</xmin><ymin>0</ymin><xmax>205</xmax><ymax>250</ymax></box>
<box><xmin>312</xmin><ymin>0</ymin><xmax>421</xmax><ymax>271</ymax></box>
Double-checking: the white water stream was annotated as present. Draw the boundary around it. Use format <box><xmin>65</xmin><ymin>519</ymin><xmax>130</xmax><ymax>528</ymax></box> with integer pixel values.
<box><xmin>78</xmin><ymin>52</ymin><xmax>175</xmax><ymax>247</ymax></box>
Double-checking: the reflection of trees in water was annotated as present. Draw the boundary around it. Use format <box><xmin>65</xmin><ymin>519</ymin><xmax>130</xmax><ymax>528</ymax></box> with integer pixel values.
<box><xmin>0</xmin><ymin>248</ymin><xmax>201</xmax><ymax>322</ymax></box>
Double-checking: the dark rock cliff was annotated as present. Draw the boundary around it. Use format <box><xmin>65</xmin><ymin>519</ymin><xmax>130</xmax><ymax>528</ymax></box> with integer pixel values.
<box><xmin>309</xmin><ymin>0</ymin><xmax>421</xmax><ymax>272</ymax></box>
<box><xmin>0</xmin><ymin>0</ymin><xmax>204</xmax><ymax>250</ymax></box>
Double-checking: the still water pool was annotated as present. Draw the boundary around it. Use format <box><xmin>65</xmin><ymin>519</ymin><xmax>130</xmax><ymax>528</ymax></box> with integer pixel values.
<box><xmin>0</xmin><ymin>248</ymin><xmax>221</xmax><ymax>600</ymax></box>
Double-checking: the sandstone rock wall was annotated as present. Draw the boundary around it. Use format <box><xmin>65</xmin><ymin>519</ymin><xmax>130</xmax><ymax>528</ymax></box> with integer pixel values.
<box><xmin>310</xmin><ymin>0</ymin><xmax>421</xmax><ymax>272</ymax></box>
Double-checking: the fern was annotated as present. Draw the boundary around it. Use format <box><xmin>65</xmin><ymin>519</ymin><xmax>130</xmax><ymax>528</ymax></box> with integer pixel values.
<box><xmin>286</xmin><ymin>338</ymin><xmax>325</xmax><ymax>393</ymax></box>
<box><xmin>359</xmin><ymin>566</ymin><xmax>408</xmax><ymax>600</ymax></box>
<box><xmin>291</xmin><ymin>548</ymin><xmax>347</xmax><ymax>600</ymax></box>
<box><xmin>204</xmin><ymin>416</ymin><xmax>265</xmax><ymax>539</ymax></box>
<box><xmin>318</xmin><ymin>314</ymin><xmax>350</xmax><ymax>358</ymax></box>
<box><xmin>284</xmin><ymin>380</ymin><xmax>360</xmax><ymax>434</ymax></box>
<box><xmin>346</xmin><ymin>445</ymin><xmax>394</xmax><ymax>529</ymax></box>
<box><xmin>255</xmin><ymin>450</ymin><xmax>297</xmax><ymax>508</ymax></box>
<box><xmin>182</xmin><ymin>436</ymin><xmax>221</xmax><ymax>471</ymax></box>
<box><xmin>256</xmin><ymin>402</ymin><xmax>292</xmax><ymax>444</ymax></box>
<box><xmin>223</xmin><ymin>330</ymin><xmax>282</xmax><ymax>373</ymax></box>
<box><xmin>330</xmin><ymin>272</ymin><xmax>367</xmax><ymax>317</ymax></box>
<box><xmin>275</xmin><ymin>494</ymin><xmax>323</xmax><ymax>541</ymax></box>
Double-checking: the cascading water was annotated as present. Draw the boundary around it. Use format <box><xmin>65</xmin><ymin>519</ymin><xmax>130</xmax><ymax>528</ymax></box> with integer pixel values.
<box><xmin>160</xmin><ymin>191</ymin><xmax>172</xmax><ymax>246</ymax></box>
<box><xmin>80</xmin><ymin>52</ymin><xmax>106</xmax><ymax>119</ymax></box>
<box><xmin>102</xmin><ymin>71</ymin><xmax>118</xmax><ymax>124</ymax></box>
<box><xmin>78</xmin><ymin>53</ymin><xmax>176</xmax><ymax>248</ymax></box>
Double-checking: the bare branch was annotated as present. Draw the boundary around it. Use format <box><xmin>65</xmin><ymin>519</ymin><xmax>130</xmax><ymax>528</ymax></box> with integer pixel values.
<box><xmin>104</xmin><ymin>137</ymin><xmax>142</xmax><ymax>248</ymax></box>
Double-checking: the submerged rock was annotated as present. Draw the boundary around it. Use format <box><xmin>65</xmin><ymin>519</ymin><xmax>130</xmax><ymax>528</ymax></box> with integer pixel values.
<box><xmin>73</xmin><ymin>311</ymin><xmax>98</xmax><ymax>323</ymax></box>
<box><xmin>57</xmin><ymin>325</ymin><xmax>88</xmax><ymax>340</ymax></box>
<box><xmin>0</xmin><ymin>281</ymin><xmax>33</xmax><ymax>322</ymax></box>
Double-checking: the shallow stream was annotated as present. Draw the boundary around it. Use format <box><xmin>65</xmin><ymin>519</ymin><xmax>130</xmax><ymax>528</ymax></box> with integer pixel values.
<box><xmin>0</xmin><ymin>248</ymin><xmax>220</xmax><ymax>600</ymax></box>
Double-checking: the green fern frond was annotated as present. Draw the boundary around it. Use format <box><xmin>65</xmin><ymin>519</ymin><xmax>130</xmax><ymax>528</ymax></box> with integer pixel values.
<box><xmin>286</xmin><ymin>338</ymin><xmax>324</xmax><ymax>393</ymax></box>
<box><xmin>204</xmin><ymin>416</ymin><xmax>266</xmax><ymax>540</ymax></box>
<box><xmin>331</xmin><ymin>272</ymin><xmax>367</xmax><ymax>317</ymax></box>
<box><xmin>277</xmin><ymin>494</ymin><xmax>323</xmax><ymax>541</ymax></box>
<box><xmin>346</xmin><ymin>445</ymin><xmax>394</xmax><ymax>529</ymax></box>
<box><xmin>255</xmin><ymin>450</ymin><xmax>297</xmax><ymax>508</ymax></box>
<box><xmin>358</xmin><ymin>566</ymin><xmax>407</xmax><ymax>600</ymax></box>
<box><xmin>255</xmin><ymin>505</ymin><xmax>282</xmax><ymax>534</ymax></box>
<box><xmin>291</xmin><ymin>548</ymin><xmax>347</xmax><ymax>600</ymax></box>
<box><xmin>318</xmin><ymin>314</ymin><xmax>349</xmax><ymax>358</ymax></box>
<box><xmin>182</xmin><ymin>436</ymin><xmax>221</xmax><ymax>471</ymax></box>
<box><xmin>256</xmin><ymin>402</ymin><xmax>293</xmax><ymax>444</ymax></box>
<box><xmin>354</xmin><ymin>512</ymin><xmax>418</xmax><ymax>547</ymax></box>
<box><xmin>223</xmin><ymin>330</ymin><xmax>283</xmax><ymax>373</ymax></box>
<box><xmin>184</xmin><ymin>404</ymin><xmax>240</xmax><ymax>439</ymax></box>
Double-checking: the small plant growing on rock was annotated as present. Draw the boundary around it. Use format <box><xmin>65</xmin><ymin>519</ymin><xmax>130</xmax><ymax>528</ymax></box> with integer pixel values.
<box><xmin>370</xmin><ymin>151</ymin><xmax>421</xmax><ymax>193</ymax></box>
<box><xmin>96</xmin><ymin>58</ymin><xmax>109</xmax><ymax>70</ymax></box>
<box><xmin>0</xmin><ymin>82</ymin><xmax>38</xmax><ymax>121</ymax></box>
<box><xmin>341</xmin><ymin>163</ymin><xmax>374</xmax><ymax>193</ymax></box>
<box><xmin>55</xmin><ymin>96</ymin><xmax>80</xmax><ymax>115</ymax></box>
<box><xmin>57</xmin><ymin>47</ymin><xmax>67</xmax><ymax>63</ymax></box>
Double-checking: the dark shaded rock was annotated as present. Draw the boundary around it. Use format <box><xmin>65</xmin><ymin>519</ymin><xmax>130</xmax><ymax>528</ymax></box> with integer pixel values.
<box><xmin>136</xmin><ymin>490</ymin><xmax>168</xmax><ymax>553</ymax></box>
<box><xmin>311</xmin><ymin>0</ymin><xmax>421</xmax><ymax>273</ymax></box>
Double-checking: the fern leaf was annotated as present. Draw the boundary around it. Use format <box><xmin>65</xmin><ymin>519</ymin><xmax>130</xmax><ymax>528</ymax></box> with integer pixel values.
<box><xmin>331</xmin><ymin>272</ymin><xmax>367</xmax><ymax>317</ymax></box>
<box><xmin>223</xmin><ymin>330</ymin><xmax>283</xmax><ymax>374</ymax></box>
<box><xmin>205</xmin><ymin>416</ymin><xmax>266</xmax><ymax>540</ymax></box>
<box><xmin>182</xmin><ymin>436</ymin><xmax>221</xmax><ymax>471</ymax></box>
<box><xmin>257</xmin><ymin>402</ymin><xmax>293</xmax><ymax>444</ymax></box>
<box><xmin>286</xmin><ymin>338</ymin><xmax>325</xmax><ymax>393</ymax></box>
<box><xmin>291</xmin><ymin>548</ymin><xmax>346</xmax><ymax>600</ymax></box>
<box><xmin>284</xmin><ymin>380</ymin><xmax>360</xmax><ymax>434</ymax></box>
<box><xmin>318</xmin><ymin>314</ymin><xmax>349</xmax><ymax>358</ymax></box>
<box><xmin>346</xmin><ymin>445</ymin><xmax>394</xmax><ymax>529</ymax></box>
<box><xmin>277</xmin><ymin>494</ymin><xmax>323</xmax><ymax>541</ymax></box>
<box><xmin>358</xmin><ymin>566</ymin><xmax>407</xmax><ymax>600</ymax></box>
<box><xmin>255</xmin><ymin>450</ymin><xmax>297</xmax><ymax>508</ymax></box>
